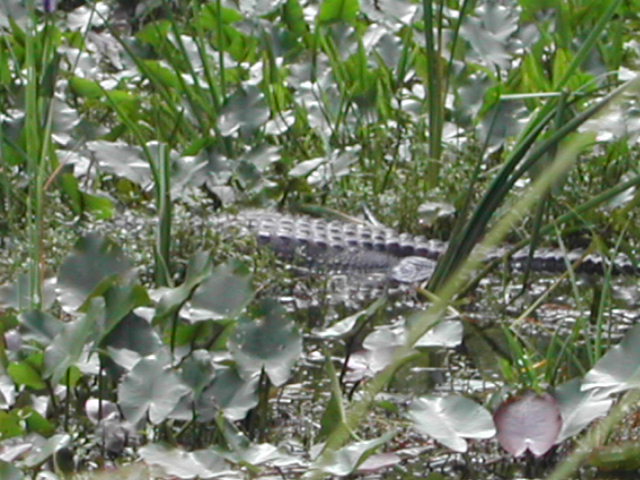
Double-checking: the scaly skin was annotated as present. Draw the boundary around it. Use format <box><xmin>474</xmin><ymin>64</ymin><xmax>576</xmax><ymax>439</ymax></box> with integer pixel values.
<box><xmin>215</xmin><ymin>210</ymin><xmax>636</xmax><ymax>283</ymax></box>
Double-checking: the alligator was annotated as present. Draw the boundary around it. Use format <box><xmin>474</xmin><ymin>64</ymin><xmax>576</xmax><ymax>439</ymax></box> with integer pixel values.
<box><xmin>216</xmin><ymin>210</ymin><xmax>637</xmax><ymax>283</ymax></box>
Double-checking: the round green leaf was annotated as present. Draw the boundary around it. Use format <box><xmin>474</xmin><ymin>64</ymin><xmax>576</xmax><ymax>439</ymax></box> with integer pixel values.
<box><xmin>117</xmin><ymin>353</ymin><xmax>190</xmax><ymax>425</ymax></box>
<box><xmin>187</xmin><ymin>261</ymin><xmax>254</xmax><ymax>321</ymax></box>
<box><xmin>229</xmin><ymin>299</ymin><xmax>302</xmax><ymax>386</ymax></box>
<box><xmin>409</xmin><ymin>395</ymin><xmax>496</xmax><ymax>452</ymax></box>
<box><xmin>57</xmin><ymin>234</ymin><xmax>133</xmax><ymax>312</ymax></box>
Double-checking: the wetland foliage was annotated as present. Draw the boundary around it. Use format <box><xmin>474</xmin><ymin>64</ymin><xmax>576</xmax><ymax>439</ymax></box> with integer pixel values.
<box><xmin>1</xmin><ymin>0</ymin><xmax>640</xmax><ymax>478</ymax></box>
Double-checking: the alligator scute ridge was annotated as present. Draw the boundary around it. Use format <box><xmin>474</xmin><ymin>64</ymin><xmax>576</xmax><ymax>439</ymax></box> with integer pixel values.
<box><xmin>214</xmin><ymin>210</ymin><xmax>637</xmax><ymax>283</ymax></box>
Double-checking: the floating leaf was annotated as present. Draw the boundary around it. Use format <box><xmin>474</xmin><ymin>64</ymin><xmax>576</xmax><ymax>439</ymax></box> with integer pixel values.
<box><xmin>218</xmin><ymin>86</ymin><xmax>269</xmax><ymax>136</ymax></box>
<box><xmin>358</xmin><ymin>452</ymin><xmax>402</xmax><ymax>474</ymax></box>
<box><xmin>59</xmin><ymin>171</ymin><xmax>114</xmax><ymax>219</ymax></box>
<box><xmin>307</xmin><ymin>149</ymin><xmax>359</xmax><ymax>186</ymax></box>
<box><xmin>180</xmin><ymin>350</ymin><xmax>216</xmax><ymax>397</ymax></box>
<box><xmin>229</xmin><ymin>299</ymin><xmax>302</xmax><ymax>386</ymax></box>
<box><xmin>139</xmin><ymin>443</ymin><xmax>232</xmax><ymax>479</ymax></box>
<box><xmin>218</xmin><ymin>437</ymin><xmax>293</xmax><ymax>468</ymax></box>
<box><xmin>85</xmin><ymin>398</ymin><xmax>119</xmax><ymax>424</ymax></box>
<box><xmin>23</xmin><ymin>433</ymin><xmax>71</xmax><ymax>468</ymax></box>
<box><xmin>57</xmin><ymin>234</ymin><xmax>133</xmax><ymax>312</ymax></box>
<box><xmin>102</xmin><ymin>313</ymin><xmax>163</xmax><ymax>361</ymax></box>
<box><xmin>44</xmin><ymin>298</ymin><xmax>103</xmax><ymax>385</ymax></box>
<box><xmin>494</xmin><ymin>391</ymin><xmax>561</xmax><ymax>457</ymax></box>
<box><xmin>142</xmin><ymin>60</ymin><xmax>181</xmax><ymax>90</ymax></box>
<box><xmin>409</xmin><ymin>395</ymin><xmax>496</xmax><ymax>452</ymax></box>
<box><xmin>264</xmin><ymin>110</ymin><xmax>295</xmax><ymax>135</ymax></box>
<box><xmin>87</xmin><ymin>140</ymin><xmax>150</xmax><ymax>186</ymax></box>
<box><xmin>0</xmin><ymin>274</ymin><xmax>31</xmax><ymax>310</ymax></box>
<box><xmin>21</xmin><ymin>407</ymin><xmax>55</xmax><ymax>437</ymax></box>
<box><xmin>314</xmin><ymin>297</ymin><xmax>386</xmax><ymax>339</ymax></box>
<box><xmin>186</xmin><ymin>261</ymin><xmax>254</xmax><ymax>322</ymax></box>
<box><xmin>0</xmin><ymin>410</ymin><xmax>23</xmax><ymax>439</ymax></box>
<box><xmin>313</xmin><ymin>432</ymin><xmax>395</xmax><ymax>476</ymax></box>
<box><xmin>459</xmin><ymin>3</ymin><xmax>518</xmax><ymax>69</ymax></box>
<box><xmin>117</xmin><ymin>353</ymin><xmax>190</xmax><ymax>425</ymax></box>
<box><xmin>101</xmin><ymin>282</ymin><xmax>152</xmax><ymax>339</ymax></box>
<box><xmin>289</xmin><ymin>157</ymin><xmax>325</xmax><ymax>178</ymax></box>
<box><xmin>156</xmin><ymin>252</ymin><xmax>214</xmax><ymax>321</ymax></box>
<box><xmin>583</xmin><ymin>323</ymin><xmax>640</xmax><ymax>394</ymax></box>
<box><xmin>554</xmin><ymin>378</ymin><xmax>612</xmax><ymax>442</ymax></box>
<box><xmin>69</xmin><ymin>76</ymin><xmax>103</xmax><ymax>99</ymax></box>
<box><xmin>0</xmin><ymin>275</ymin><xmax>56</xmax><ymax>311</ymax></box>
<box><xmin>361</xmin><ymin>326</ymin><xmax>403</xmax><ymax>372</ymax></box>
<box><xmin>415</xmin><ymin>320</ymin><xmax>463</xmax><ymax>348</ymax></box>
<box><xmin>200</xmin><ymin>366</ymin><xmax>258</xmax><ymax>422</ymax></box>
<box><xmin>19</xmin><ymin>310</ymin><xmax>62</xmax><ymax>343</ymax></box>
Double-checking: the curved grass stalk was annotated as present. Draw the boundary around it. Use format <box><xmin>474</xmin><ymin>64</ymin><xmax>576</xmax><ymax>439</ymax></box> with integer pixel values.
<box><xmin>431</xmin><ymin>76</ymin><xmax>640</xmax><ymax>290</ymax></box>
<box><xmin>308</xmin><ymin>133</ymin><xmax>593</xmax><ymax>479</ymax></box>
<box><xmin>422</xmin><ymin>0</ymin><xmax>443</xmax><ymax>164</ymax></box>
<box><xmin>429</xmin><ymin>0</ymin><xmax>625</xmax><ymax>290</ymax></box>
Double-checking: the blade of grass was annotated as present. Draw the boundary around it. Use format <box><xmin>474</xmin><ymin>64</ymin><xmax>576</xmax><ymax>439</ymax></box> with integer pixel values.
<box><xmin>24</xmin><ymin>12</ymin><xmax>59</xmax><ymax>309</ymax></box>
<box><xmin>431</xmin><ymin>77</ymin><xmax>640</xmax><ymax>290</ymax></box>
<box><xmin>422</xmin><ymin>0</ymin><xmax>443</xmax><ymax>164</ymax></box>
<box><xmin>308</xmin><ymin>130</ymin><xmax>592</xmax><ymax>479</ymax></box>
<box><xmin>430</xmin><ymin>0</ymin><xmax>625</xmax><ymax>289</ymax></box>
<box><xmin>521</xmin><ymin>91</ymin><xmax>569</xmax><ymax>287</ymax></box>
<box><xmin>100</xmin><ymin>86</ymin><xmax>174</xmax><ymax>288</ymax></box>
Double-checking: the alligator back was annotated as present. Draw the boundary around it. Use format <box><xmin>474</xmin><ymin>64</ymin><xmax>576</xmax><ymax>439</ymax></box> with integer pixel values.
<box><xmin>215</xmin><ymin>210</ymin><xmax>637</xmax><ymax>282</ymax></box>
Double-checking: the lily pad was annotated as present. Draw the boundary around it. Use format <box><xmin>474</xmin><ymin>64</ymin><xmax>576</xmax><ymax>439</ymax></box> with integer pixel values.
<box><xmin>229</xmin><ymin>299</ymin><xmax>302</xmax><ymax>386</ymax></box>
<box><xmin>57</xmin><ymin>234</ymin><xmax>133</xmax><ymax>312</ymax></box>
<box><xmin>19</xmin><ymin>310</ymin><xmax>62</xmax><ymax>344</ymax></box>
<box><xmin>415</xmin><ymin>320</ymin><xmax>463</xmax><ymax>348</ymax></box>
<box><xmin>117</xmin><ymin>353</ymin><xmax>191</xmax><ymax>425</ymax></box>
<box><xmin>186</xmin><ymin>261</ymin><xmax>254</xmax><ymax>322</ymax></box>
<box><xmin>554</xmin><ymin>378</ymin><xmax>612</xmax><ymax>442</ymax></box>
<box><xmin>201</xmin><ymin>366</ymin><xmax>258</xmax><ymax>422</ymax></box>
<box><xmin>155</xmin><ymin>251</ymin><xmax>213</xmax><ymax>321</ymax></box>
<box><xmin>139</xmin><ymin>443</ymin><xmax>233</xmax><ymax>479</ymax></box>
<box><xmin>218</xmin><ymin>86</ymin><xmax>269</xmax><ymax>136</ymax></box>
<box><xmin>582</xmin><ymin>323</ymin><xmax>640</xmax><ymax>394</ymax></box>
<box><xmin>409</xmin><ymin>395</ymin><xmax>495</xmax><ymax>452</ymax></box>
<box><xmin>312</xmin><ymin>432</ymin><xmax>395</xmax><ymax>476</ymax></box>
<box><xmin>44</xmin><ymin>298</ymin><xmax>103</xmax><ymax>385</ymax></box>
<box><xmin>87</xmin><ymin>140</ymin><xmax>150</xmax><ymax>186</ymax></box>
<box><xmin>494</xmin><ymin>391</ymin><xmax>561</xmax><ymax>457</ymax></box>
